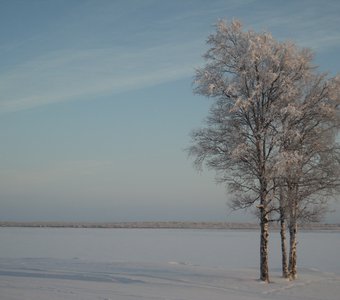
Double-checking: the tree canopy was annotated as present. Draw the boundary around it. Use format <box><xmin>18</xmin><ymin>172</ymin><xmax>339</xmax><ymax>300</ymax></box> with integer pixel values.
<box><xmin>189</xmin><ymin>20</ymin><xmax>340</xmax><ymax>282</ymax></box>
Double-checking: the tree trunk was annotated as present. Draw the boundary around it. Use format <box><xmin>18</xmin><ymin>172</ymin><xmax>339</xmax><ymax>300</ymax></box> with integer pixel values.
<box><xmin>260</xmin><ymin>207</ymin><xmax>270</xmax><ymax>282</ymax></box>
<box><xmin>288</xmin><ymin>221</ymin><xmax>298</xmax><ymax>280</ymax></box>
<box><xmin>280</xmin><ymin>213</ymin><xmax>289</xmax><ymax>278</ymax></box>
<box><xmin>279</xmin><ymin>184</ymin><xmax>289</xmax><ymax>278</ymax></box>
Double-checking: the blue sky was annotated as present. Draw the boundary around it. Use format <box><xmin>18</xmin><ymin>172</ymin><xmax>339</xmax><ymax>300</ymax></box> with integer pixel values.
<box><xmin>1</xmin><ymin>0</ymin><xmax>340</xmax><ymax>222</ymax></box>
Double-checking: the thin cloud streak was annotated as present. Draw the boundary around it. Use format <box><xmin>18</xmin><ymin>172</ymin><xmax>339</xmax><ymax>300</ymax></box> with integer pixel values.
<box><xmin>248</xmin><ymin>1</ymin><xmax>340</xmax><ymax>52</ymax></box>
<box><xmin>0</xmin><ymin>0</ymin><xmax>261</xmax><ymax>113</ymax></box>
<box><xmin>0</xmin><ymin>42</ymin><xmax>201</xmax><ymax>113</ymax></box>
<box><xmin>2</xmin><ymin>0</ymin><xmax>339</xmax><ymax>113</ymax></box>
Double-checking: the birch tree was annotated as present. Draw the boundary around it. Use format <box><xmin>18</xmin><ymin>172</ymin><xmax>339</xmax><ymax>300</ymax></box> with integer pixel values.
<box><xmin>189</xmin><ymin>20</ymin><xmax>312</xmax><ymax>282</ymax></box>
<box><xmin>274</xmin><ymin>73</ymin><xmax>340</xmax><ymax>280</ymax></box>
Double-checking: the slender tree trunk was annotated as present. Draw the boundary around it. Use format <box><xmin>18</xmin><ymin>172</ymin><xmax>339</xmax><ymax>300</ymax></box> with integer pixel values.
<box><xmin>288</xmin><ymin>220</ymin><xmax>298</xmax><ymax>280</ymax></box>
<box><xmin>280</xmin><ymin>213</ymin><xmax>289</xmax><ymax>278</ymax></box>
<box><xmin>288</xmin><ymin>184</ymin><xmax>298</xmax><ymax>280</ymax></box>
<box><xmin>279</xmin><ymin>183</ymin><xmax>289</xmax><ymax>278</ymax></box>
<box><xmin>260</xmin><ymin>206</ymin><xmax>270</xmax><ymax>282</ymax></box>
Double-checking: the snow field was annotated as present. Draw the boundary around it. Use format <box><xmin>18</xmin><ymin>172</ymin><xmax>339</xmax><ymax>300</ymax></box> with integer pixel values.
<box><xmin>0</xmin><ymin>228</ymin><xmax>339</xmax><ymax>299</ymax></box>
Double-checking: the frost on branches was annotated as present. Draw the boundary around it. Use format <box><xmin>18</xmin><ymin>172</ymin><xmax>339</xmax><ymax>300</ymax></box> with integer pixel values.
<box><xmin>273</xmin><ymin>72</ymin><xmax>340</xmax><ymax>279</ymax></box>
<box><xmin>189</xmin><ymin>20</ymin><xmax>340</xmax><ymax>282</ymax></box>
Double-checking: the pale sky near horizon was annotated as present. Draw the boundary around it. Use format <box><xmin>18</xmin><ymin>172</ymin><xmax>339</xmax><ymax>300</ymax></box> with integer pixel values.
<box><xmin>1</xmin><ymin>0</ymin><xmax>340</xmax><ymax>223</ymax></box>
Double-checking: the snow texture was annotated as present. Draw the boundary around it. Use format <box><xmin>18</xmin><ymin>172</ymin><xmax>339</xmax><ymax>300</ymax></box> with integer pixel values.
<box><xmin>0</xmin><ymin>228</ymin><xmax>339</xmax><ymax>300</ymax></box>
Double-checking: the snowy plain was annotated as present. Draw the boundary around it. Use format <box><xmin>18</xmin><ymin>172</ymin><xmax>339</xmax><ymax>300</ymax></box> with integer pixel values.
<box><xmin>0</xmin><ymin>228</ymin><xmax>339</xmax><ymax>300</ymax></box>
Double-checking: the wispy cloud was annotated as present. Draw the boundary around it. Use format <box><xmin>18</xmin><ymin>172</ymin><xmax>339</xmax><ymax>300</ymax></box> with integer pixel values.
<box><xmin>0</xmin><ymin>41</ymin><xmax>202</xmax><ymax>113</ymax></box>
<box><xmin>1</xmin><ymin>0</ymin><xmax>217</xmax><ymax>113</ymax></box>
<box><xmin>1</xmin><ymin>0</ymin><xmax>339</xmax><ymax>113</ymax></box>
<box><xmin>248</xmin><ymin>1</ymin><xmax>340</xmax><ymax>51</ymax></box>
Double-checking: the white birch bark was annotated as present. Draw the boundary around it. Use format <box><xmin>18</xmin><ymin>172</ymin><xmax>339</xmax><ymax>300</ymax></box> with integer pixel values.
<box><xmin>189</xmin><ymin>19</ymin><xmax>340</xmax><ymax>283</ymax></box>
<box><xmin>288</xmin><ymin>219</ymin><xmax>298</xmax><ymax>280</ymax></box>
<box><xmin>280</xmin><ymin>211</ymin><xmax>289</xmax><ymax>278</ymax></box>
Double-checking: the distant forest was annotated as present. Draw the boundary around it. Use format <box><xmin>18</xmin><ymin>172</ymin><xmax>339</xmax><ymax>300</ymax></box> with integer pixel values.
<box><xmin>1</xmin><ymin>221</ymin><xmax>339</xmax><ymax>230</ymax></box>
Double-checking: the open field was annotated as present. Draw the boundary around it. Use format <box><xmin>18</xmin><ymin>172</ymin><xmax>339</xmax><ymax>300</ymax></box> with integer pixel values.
<box><xmin>0</xmin><ymin>227</ymin><xmax>339</xmax><ymax>299</ymax></box>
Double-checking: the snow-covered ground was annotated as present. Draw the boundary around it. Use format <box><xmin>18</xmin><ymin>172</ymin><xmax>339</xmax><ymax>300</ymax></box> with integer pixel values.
<box><xmin>0</xmin><ymin>228</ymin><xmax>339</xmax><ymax>299</ymax></box>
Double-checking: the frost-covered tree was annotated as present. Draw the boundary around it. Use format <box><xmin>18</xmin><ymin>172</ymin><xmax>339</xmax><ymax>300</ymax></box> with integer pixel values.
<box><xmin>188</xmin><ymin>20</ymin><xmax>313</xmax><ymax>282</ymax></box>
<box><xmin>274</xmin><ymin>73</ymin><xmax>340</xmax><ymax>280</ymax></box>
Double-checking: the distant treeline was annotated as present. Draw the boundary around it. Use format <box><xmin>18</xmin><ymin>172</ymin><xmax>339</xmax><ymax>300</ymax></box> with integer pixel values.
<box><xmin>0</xmin><ymin>221</ymin><xmax>339</xmax><ymax>230</ymax></box>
